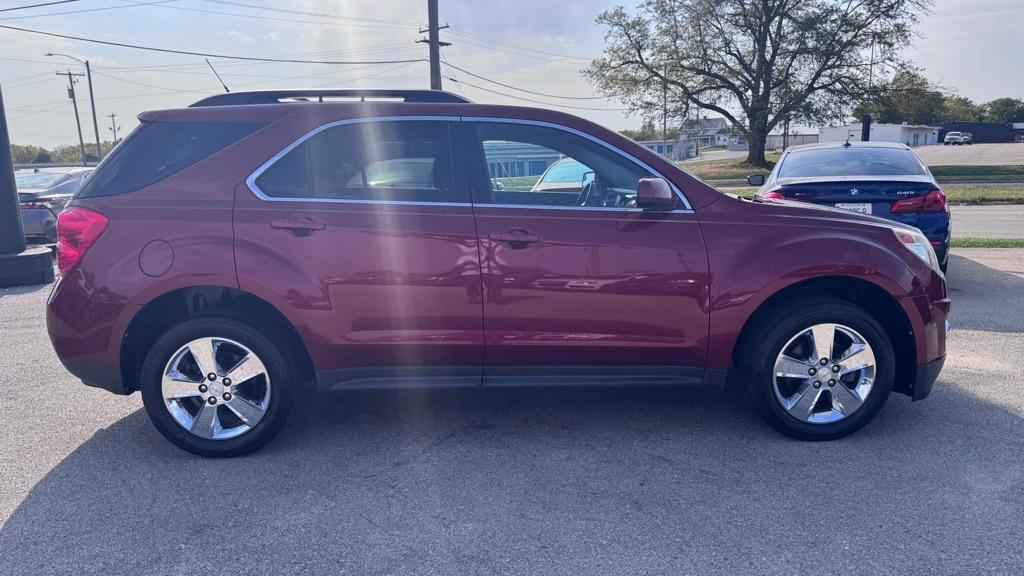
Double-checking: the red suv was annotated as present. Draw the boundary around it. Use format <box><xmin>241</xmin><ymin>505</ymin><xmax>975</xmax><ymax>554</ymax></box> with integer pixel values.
<box><xmin>46</xmin><ymin>90</ymin><xmax>949</xmax><ymax>456</ymax></box>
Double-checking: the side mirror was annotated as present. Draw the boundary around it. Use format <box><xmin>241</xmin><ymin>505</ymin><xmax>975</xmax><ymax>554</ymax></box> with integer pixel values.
<box><xmin>747</xmin><ymin>174</ymin><xmax>766</xmax><ymax>186</ymax></box>
<box><xmin>636</xmin><ymin>177</ymin><xmax>676</xmax><ymax>210</ymax></box>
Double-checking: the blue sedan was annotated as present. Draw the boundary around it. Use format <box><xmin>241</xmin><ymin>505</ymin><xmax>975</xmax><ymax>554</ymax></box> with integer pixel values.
<box><xmin>750</xmin><ymin>141</ymin><xmax>950</xmax><ymax>272</ymax></box>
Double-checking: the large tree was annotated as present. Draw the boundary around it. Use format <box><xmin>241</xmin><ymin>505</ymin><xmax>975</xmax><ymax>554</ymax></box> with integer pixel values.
<box><xmin>855</xmin><ymin>70</ymin><xmax>945</xmax><ymax>124</ymax></box>
<box><xmin>982</xmin><ymin>98</ymin><xmax>1024</xmax><ymax>124</ymax></box>
<box><xmin>586</xmin><ymin>0</ymin><xmax>930</xmax><ymax>167</ymax></box>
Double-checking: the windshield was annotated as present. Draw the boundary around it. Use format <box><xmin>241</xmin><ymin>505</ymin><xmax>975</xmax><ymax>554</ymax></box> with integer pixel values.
<box><xmin>777</xmin><ymin>147</ymin><xmax>928</xmax><ymax>178</ymax></box>
<box><xmin>15</xmin><ymin>172</ymin><xmax>69</xmax><ymax>189</ymax></box>
<box><xmin>538</xmin><ymin>159</ymin><xmax>590</xmax><ymax>185</ymax></box>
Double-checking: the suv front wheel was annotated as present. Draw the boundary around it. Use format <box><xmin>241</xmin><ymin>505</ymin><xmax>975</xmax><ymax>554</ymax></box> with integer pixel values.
<box><xmin>140</xmin><ymin>317</ymin><xmax>296</xmax><ymax>457</ymax></box>
<box><xmin>740</xmin><ymin>298</ymin><xmax>895</xmax><ymax>440</ymax></box>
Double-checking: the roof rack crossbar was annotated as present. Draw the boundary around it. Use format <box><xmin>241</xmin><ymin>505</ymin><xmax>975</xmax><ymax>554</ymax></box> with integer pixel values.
<box><xmin>189</xmin><ymin>89</ymin><xmax>471</xmax><ymax>107</ymax></box>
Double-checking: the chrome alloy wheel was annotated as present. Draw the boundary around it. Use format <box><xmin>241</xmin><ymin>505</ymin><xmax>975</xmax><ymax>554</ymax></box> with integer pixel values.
<box><xmin>772</xmin><ymin>323</ymin><xmax>876</xmax><ymax>425</ymax></box>
<box><xmin>161</xmin><ymin>337</ymin><xmax>271</xmax><ymax>440</ymax></box>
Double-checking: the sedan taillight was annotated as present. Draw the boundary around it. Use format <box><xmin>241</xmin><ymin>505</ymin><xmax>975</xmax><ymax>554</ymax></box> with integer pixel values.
<box><xmin>761</xmin><ymin>190</ymin><xmax>786</xmax><ymax>200</ymax></box>
<box><xmin>891</xmin><ymin>190</ymin><xmax>947</xmax><ymax>214</ymax></box>
<box><xmin>56</xmin><ymin>208</ymin><xmax>108</xmax><ymax>276</ymax></box>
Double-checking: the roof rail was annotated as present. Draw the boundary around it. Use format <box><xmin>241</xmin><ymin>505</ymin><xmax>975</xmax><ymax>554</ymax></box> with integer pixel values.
<box><xmin>189</xmin><ymin>89</ymin><xmax>471</xmax><ymax>107</ymax></box>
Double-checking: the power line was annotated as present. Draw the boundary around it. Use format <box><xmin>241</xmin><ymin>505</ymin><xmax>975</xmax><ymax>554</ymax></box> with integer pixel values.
<box><xmin>113</xmin><ymin>0</ymin><xmax>419</xmax><ymax>32</ymax></box>
<box><xmin>446</xmin><ymin>27</ymin><xmax>590</xmax><ymax>62</ymax></box>
<box><xmin>0</xmin><ymin>23</ymin><xmax>428</xmax><ymax>65</ymax></box>
<box><xmin>8</xmin><ymin>102</ymin><xmax>66</xmax><ymax>120</ymax></box>
<box><xmin>444</xmin><ymin>77</ymin><xmax>629</xmax><ymax>112</ymax></box>
<box><xmin>196</xmin><ymin>0</ymin><xmax>419</xmax><ymax>28</ymax></box>
<box><xmin>443</xmin><ymin>61</ymin><xmax>609</xmax><ymax>100</ymax></box>
<box><xmin>0</xmin><ymin>0</ymin><xmax>77</xmax><ymax>13</ymax></box>
<box><xmin>0</xmin><ymin>0</ymin><xmax>176</xmax><ymax>21</ymax></box>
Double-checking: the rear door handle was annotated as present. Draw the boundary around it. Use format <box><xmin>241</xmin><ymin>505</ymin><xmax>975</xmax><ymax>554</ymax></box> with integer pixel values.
<box><xmin>271</xmin><ymin>216</ymin><xmax>326</xmax><ymax>236</ymax></box>
<box><xmin>489</xmin><ymin>228</ymin><xmax>541</xmax><ymax>248</ymax></box>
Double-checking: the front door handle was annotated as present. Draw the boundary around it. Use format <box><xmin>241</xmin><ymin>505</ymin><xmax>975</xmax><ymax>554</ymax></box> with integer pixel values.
<box><xmin>489</xmin><ymin>228</ymin><xmax>541</xmax><ymax>249</ymax></box>
<box><xmin>271</xmin><ymin>216</ymin><xmax>326</xmax><ymax>236</ymax></box>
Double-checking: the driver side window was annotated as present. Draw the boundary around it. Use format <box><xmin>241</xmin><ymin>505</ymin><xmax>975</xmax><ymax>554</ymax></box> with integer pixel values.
<box><xmin>472</xmin><ymin>122</ymin><xmax>656</xmax><ymax>209</ymax></box>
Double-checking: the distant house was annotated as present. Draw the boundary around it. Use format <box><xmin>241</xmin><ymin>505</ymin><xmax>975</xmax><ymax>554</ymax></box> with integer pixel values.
<box><xmin>820</xmin><ymin>123</ymin><xmax>939</xmax><ymax>147</ymax></box>
<box><xmin>937</xmin><ymin>122</ymin><xmax>1013</xmax><ymax>143</ymax></box>
<box><xmin>680</xmin><ymin>117</ymin><xmax>733</xmax><ymax>148</ymax></box>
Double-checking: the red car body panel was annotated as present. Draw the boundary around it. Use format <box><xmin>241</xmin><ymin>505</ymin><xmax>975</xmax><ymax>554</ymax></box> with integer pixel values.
<box><xmin>46</xmin><ymin>101</ymin><xmax>947</xmax><ymax>400</ymax></box>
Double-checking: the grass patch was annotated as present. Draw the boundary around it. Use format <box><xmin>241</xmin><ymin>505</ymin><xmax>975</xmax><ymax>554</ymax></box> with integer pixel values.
<box><xmin>492</xmin><ymin>176</ymin><xmax>540</xmax><ymax>191</ymax></box>
<box><xmin>681</xmin><ymin>153</ymin><xmax>780</xmax><ymax>180</ymax></box>
<box><xmin>930</xmin><ymin>165</ymin><xmax>1024</xmax><ymax>179</ymax></box>
<box><xmin>951</xmin><ymin>238</ymin><xmax>1024</xmax><ymax>248</ymax></box>
<box><xmin>943</xmin><ymin>185</ymin><xmax>1024</xmax><ymax>204</ymax></box>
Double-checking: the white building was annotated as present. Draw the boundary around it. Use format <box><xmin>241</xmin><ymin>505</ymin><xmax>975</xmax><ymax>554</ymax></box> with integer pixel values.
<box><xmin>820</xmin><ymin>123</ymin><xmax>939</xmax><ymax>147</ymax></box>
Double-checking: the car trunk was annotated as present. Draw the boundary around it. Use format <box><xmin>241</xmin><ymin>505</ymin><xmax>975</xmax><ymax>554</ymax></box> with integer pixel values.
<box><xmin>773</xmin><ymin>179</ymin><xmax>940</xmax><ymax>224</ymax></box>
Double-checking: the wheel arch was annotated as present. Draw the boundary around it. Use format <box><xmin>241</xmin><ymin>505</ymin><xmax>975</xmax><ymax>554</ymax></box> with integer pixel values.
<box><xmin>730</xmin><ymin>275</ymin><xmax>918</xmax><ymax>396</ymax></box>
<box><xmin>120</xmin><ymin>285</ymin><xmax>315</xmax><ymax>393</ymax></box>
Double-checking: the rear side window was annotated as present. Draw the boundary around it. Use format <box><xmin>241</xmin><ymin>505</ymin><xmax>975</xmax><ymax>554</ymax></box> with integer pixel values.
<box><xmin>253</xmin><ymin>120</ymin><xmax>458</xmax><ymax>203</ymax></box>
<box><xmin>778</xmin><ymin>148</ymin><xmax>927</xmax><ymax>178</ymax></box>
<box><xmin>77</xmin><ymin>121</ymin><xmax>264</xmax><ymax>198</ymax></box>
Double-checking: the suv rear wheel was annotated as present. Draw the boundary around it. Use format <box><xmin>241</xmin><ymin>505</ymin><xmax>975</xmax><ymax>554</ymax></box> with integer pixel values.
<box><xmin>739</xmin><ymin>298</ymin><xmax>895</xmax><ymax>440</ymax></box>
<box><xmin>140</xmin><ymin>317</ymin><xmax>295</xmax><ymax>457</ymax></box>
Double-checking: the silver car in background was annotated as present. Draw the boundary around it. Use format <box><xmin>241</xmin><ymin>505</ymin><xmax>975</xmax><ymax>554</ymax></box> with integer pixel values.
<box><xmin>16</xmin><ymin>167</ymin><xmax>93</xmax><ymax>243</ymax></box>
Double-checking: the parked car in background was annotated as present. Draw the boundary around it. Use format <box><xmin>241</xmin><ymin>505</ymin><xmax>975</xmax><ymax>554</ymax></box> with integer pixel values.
<box><xmin>16</xmin><ymin>167</ymin><xmax>93</xmax><ymax>243</ymax></box>
<box><xmin>943</xmin><ymin>131</ymin><xmax>964</xmax><ymax>145</ymax></box>
<box><xmin>47</xmin><ymin>90</ymin><xmax>947</xmax><ymax>457</ymax></box>
<box><xmin>749</xmin><ymin>141</ymin><xmax>950</xmax><ymax>273</ymax></box>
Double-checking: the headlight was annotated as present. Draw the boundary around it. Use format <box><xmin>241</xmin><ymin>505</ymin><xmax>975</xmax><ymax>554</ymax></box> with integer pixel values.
<box><xmin>893</xmin><ymin>228</ymin><xmax>942</xmax><ymax>273</ymax></box>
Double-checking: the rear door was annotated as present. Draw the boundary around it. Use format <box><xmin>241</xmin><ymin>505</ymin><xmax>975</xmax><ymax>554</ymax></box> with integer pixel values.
<box><xmin>458</xmin><ymin>119</ymin><xmax>709</xmax><ymax>386</ymax></box>
<box><xmin>234</xmin><ymin>117</ymin><xmax>484</xmax><ymax>390</ymax></box>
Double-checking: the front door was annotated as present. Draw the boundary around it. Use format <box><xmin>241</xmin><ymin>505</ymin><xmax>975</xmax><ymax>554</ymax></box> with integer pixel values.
<box><xmin>458</xmin><ymin>120</ymin><xmax>709</xmax><ymax>386</ymax></box>
<box><xmin>234</xmin><ymin>118</ymin><xmax>484</xmax><ymax>389</ymax></box>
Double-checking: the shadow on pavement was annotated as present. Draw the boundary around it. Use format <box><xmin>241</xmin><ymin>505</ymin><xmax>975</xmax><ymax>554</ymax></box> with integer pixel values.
<box><xmin>946</xmin><ymin>253</ymin><xmax>1024</xmax><ymax>332</ymax></box>
<box><xmin>1</xmin><ymin>380</ymin><xmax>1022</xmax><ymax>575</ymax></box>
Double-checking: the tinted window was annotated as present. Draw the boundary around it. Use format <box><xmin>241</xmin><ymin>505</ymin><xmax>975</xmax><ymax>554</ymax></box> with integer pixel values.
<box><xmin>255</xmin><ymin>121</ymin><xmax>457</xmax><ymax>203</ymax></box>
<box><xmin>474</xmin><ymin>122</ymin><xmax>658</xmax><ymax>208</ymax></box>
<box><xmin>77</xmin><ymin>121</ymin><xmax>263</xmax><ymax>198</ymax></box>
<box><xmin>778</xmin><ymin>147</ymin><xmax>927</xmax><ymax>178</ymax></box>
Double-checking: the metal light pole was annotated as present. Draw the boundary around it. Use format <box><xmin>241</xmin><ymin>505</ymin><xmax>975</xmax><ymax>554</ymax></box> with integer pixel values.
<box><xmin>0</xmin><ymin>83</ymin><xmax>56</xmax><ymax>287</ymax></box>
<box><xmin>47</xmin><ymin>53</ymin><xmax>101</xmax><ymax>161</ymax></box>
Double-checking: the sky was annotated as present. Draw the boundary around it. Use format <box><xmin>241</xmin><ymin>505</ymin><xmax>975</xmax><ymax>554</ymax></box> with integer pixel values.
<box><xmin>0</xmin><ymin>0</ymin><xmax>1021</xmax><ymax>148</ymax></box>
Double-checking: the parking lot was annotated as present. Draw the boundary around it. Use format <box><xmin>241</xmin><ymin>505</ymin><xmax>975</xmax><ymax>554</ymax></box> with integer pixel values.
<box><xmin>916</xmin><ymin>142</ymin><xmax>1024</xmax><ymax>166</ymax></box>
<box><xmin>0</xmin><ymin>249</ymin><xmax>1020</xmax><ymax>575</ymax></box>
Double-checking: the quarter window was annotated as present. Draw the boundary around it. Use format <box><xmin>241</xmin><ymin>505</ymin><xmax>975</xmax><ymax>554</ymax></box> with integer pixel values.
<box><xmin>255</xmin><ymin>120</ymin><xmax>458</xmax><ymax>203</ymax></box>
<box><xmin>471</xmin><ymin>122</ymin><xmax>664</xmax><ymax>209</ymax></box>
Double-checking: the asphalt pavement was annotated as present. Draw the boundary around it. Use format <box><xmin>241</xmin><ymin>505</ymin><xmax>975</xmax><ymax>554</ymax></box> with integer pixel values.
<box><xmin>1</xmin><ymin>250</ymin><xmax>1022</xmax><ymax>575</ymax></box>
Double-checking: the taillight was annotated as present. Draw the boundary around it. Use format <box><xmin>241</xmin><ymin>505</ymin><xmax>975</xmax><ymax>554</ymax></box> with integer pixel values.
<box><xmin>891</xmin><ymin>190</ymin><xmax>947</xmax><ymax>214</ymax></box>
<box><xmin>56</xmin><ymin>207</ymin><xmax>108</xmax><ymax>276</ymax></box>
<box><xmin>761</xmin><ymin>190</ymin><xmax>786</xmax><ymax>200</ymax></box>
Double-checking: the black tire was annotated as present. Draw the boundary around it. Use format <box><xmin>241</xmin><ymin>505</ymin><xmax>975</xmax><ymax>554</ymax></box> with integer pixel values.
<box><xmin>737</xmin><ymin>297</ymin><xmax>895</xmax><ymax>440</ymax></box>
<box><xmin>140</xmin><ymin>316</ymin><xmax>296</xmax><ymax>457</ymax></box>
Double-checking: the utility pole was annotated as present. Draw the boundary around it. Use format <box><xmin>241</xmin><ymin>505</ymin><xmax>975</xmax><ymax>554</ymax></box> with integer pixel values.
<box><xmin>47</xmin><ymin>53</ymin><xmax>100</xmax><ymax>161</ymax></box>
<box><xmin>0</xmin><ymin>83</ymin><xmax>56</xmax><ymax>287</ymax></box>
<box><xmin>417</xmin><ymin>0</ymin><xmax>450</xmax><ymax>90</ymax></box>
<box><xmin>57</xmin><ymin>69</ymin><xmax>87</xmax><ymax>165</ymax></box>
<box><xmin>107</xmin><ymin>113</ymin><xmax>120</xmax><ymax>144</ymax></box>
<box><xmin>661</xmin><ymin>64</ymin><xmax>668</xmax><ymax>158</ymax></box>
<box><xmin>84</xmin><ymin>60</ymin><xmax>101</xmax><ymax>160</ymax></box>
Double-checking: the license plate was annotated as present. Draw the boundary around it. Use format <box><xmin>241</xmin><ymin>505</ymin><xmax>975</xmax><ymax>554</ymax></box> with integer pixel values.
<box><xmin>835</xmin><ymin>203</ymin><xmax>871</xmax><ymax>214</ymax></box>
